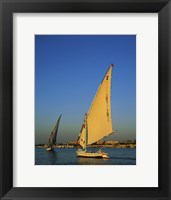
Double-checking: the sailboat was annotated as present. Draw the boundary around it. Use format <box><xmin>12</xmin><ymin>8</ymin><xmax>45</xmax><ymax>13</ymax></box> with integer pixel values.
<box><xmin>46</xmin><ymin>114</ymin><xmax>62</xmax><ymax>151</ymax></box>
<box><xmin>77</xmin><ymin>64</ymin><xmax>114</xmax><ymax>159</ymax></box>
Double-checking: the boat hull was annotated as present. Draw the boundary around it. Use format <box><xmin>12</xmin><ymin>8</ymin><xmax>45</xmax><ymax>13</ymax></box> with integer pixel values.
<box><xmin>76</xmin><ymin>150</ymin><xmax>109</xmax><ymax>159</ymax></box>
<box><xmin>46</xmin><ymin>146</ymin><xmax>54</xmax><ymax>151</ymax></box>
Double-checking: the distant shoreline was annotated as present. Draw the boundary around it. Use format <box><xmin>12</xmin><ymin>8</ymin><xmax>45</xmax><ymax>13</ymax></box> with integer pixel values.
<box><xmin>35</xmin><ymin>143</ymin><xmax>136</xmax><ymax>149</ymax></box>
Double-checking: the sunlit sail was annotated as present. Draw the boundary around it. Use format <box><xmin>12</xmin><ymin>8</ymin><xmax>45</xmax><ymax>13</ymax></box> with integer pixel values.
<box><xmin>77</xmin><ymin>64</ymin><xmax>114</xmax><ymax>158</ymax></box>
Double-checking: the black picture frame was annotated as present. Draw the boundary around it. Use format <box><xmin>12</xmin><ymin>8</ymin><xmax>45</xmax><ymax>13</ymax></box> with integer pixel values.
<box><xmin>0</xmin><ymin>0</ymin><xmax>170</xmax><ymax>199</ymax></box>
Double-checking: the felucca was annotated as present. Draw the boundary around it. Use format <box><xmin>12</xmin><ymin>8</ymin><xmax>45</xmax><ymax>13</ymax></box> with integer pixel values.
<box><xmin>77</xmin><ymin>64</ymin><xmax>114</xmax><ymax>159</ymax></box>
<box><xmin>46</xmin><ymin>114</ymin><xmax>62</xmax><ymax>151</ymax></box>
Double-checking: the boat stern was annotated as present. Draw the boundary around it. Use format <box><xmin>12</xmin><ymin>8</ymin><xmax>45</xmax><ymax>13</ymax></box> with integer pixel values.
<box><xmin>102</xmin><ymin>153</ymin><xmax>109</xmax><ymax>159</ymax></box>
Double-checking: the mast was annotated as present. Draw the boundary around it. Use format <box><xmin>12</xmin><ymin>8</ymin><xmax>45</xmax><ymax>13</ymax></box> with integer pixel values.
<box><xmin>85</xmin><ymin>113</ymin><xmax>88</xmax><ymax>151</ymax></box>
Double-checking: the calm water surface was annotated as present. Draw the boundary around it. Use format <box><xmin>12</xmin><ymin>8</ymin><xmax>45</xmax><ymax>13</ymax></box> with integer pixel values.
<box><xmin>35</xmin><ymin>147</ymin><xmax>136</xmax><ymax>165</ymax></box>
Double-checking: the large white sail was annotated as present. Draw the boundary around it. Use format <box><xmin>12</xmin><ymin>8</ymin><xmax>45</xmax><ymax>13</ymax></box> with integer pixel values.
<box><xmin>78</xmin><ymin>65</ymin><xmax>113</xmax><ymax>147</ymax></box>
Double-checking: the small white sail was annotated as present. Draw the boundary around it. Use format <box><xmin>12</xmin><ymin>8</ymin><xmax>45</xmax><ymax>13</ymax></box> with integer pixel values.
<box><xmin>78</xmin><ymin>65</ymin><xmax>113</xmax><ymax>146</ymax></box>
<box><xmin>78</xmin><ymin>114</ymin><xmax>87</xmax><ymax>149</ymax></box>
<box><xmin>47</xmin><ymin>114</ymin><xmax>62</xmax><ymax>148</ymax></box>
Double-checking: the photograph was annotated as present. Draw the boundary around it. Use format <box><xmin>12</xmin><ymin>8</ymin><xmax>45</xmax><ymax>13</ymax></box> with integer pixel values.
<box><xmin>35</xmin><ymin>35</ymin><xmax>136</xmax><ymax>165</ymax></box>
<box><xmin>1</xmin><ymin>0</ymin><xmax>170</xmax><ymax>198</ymax></box>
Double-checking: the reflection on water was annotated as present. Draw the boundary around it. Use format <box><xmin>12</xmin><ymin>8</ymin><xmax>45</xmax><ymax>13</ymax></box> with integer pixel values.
<box><xmin>46</xmin><ymin>151</ymin><xmax>58</xmax><ymax>165</ymax></box>
<box><xmin>35</xmin><ymin>147</ymin><xmax>136</xmax><ymax>165</ymax></box>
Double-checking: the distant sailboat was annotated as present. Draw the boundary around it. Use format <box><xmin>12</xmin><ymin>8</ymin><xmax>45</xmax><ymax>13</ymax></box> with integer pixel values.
<box><xmin>46</xmin><ymin>114</ymin><xmax>62</xmax><ymax>151</ymax></box>
<box><xmin>77</xmin><ymin>64</ymin><xmax>114</xmax><ymax>158</ymax></box>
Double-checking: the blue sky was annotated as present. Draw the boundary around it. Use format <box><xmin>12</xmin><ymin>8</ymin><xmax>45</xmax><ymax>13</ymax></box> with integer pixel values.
<box><xmin>35</xmin><ymin>35</ymin><xmax>136</xmax><ymax>144</ymax></box>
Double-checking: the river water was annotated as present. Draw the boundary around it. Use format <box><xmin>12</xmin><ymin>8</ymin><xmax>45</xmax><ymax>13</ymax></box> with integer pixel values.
<box><xmin>35</xmin><ymin>147</ymin><xmax>136</xmax><ymax>165</ymax></box>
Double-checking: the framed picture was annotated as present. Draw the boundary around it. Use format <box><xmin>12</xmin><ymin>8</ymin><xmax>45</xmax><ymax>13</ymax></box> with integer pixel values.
<box><xmin>0</xmin><ymin>0</ymin><xmax>170</xmax><ymax>199</ymax></box>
